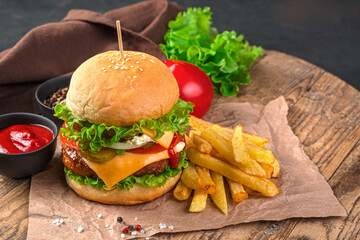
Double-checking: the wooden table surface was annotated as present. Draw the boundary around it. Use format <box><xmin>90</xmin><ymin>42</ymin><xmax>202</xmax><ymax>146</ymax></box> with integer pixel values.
<box><xmin>0</xmin><ymin>50</ymin><xmax>359</xmax><ymax>240</ymax></box>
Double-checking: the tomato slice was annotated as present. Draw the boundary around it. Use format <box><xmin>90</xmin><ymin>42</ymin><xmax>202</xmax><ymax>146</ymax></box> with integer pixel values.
<box><xmin>127</xmin><ymin>143</ymin><xmax>166</xmax><ymax>154</ymax></box>
<box><xmin>59</xmin><ymin>121</ymin><xmax>81</xmax><ymax>150</ymax></box>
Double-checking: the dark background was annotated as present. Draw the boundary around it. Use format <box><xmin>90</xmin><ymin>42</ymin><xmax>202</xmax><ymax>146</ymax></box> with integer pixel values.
<box><xmin>0</xmin><ymin>0</ymin><xmax>359</xmax><ymax>90</ymax></box>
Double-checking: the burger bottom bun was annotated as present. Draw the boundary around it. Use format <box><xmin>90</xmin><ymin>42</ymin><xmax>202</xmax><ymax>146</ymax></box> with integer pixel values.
<box><xmin>65</xmin><ymin>173</ymin><xmax>181</xmax><ymax>205</ymax></box>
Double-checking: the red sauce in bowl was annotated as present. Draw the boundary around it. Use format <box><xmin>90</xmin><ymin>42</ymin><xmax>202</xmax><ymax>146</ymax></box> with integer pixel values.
<box><xmin>0</xmin><ymin>124</ymin><xmax>54</xmax><ymax>154</ymax></box>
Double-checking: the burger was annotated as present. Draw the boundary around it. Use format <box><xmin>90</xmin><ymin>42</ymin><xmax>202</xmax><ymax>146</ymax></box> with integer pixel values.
<box><xmin>54</xmin><ymin>50</ymin><xmax>193</xmax><ymax>205</ymax></box>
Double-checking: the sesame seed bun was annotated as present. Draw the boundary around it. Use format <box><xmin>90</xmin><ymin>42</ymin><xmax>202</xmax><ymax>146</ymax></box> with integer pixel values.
<box><xmin>65</xmin><ymin>172</ymin><xmax>181</xmax><ymax>205</ymax></box>
<box><xmin>66</xmin><ymin>50</ymin><xmax>179</xmax><ymax>127</ymax></box>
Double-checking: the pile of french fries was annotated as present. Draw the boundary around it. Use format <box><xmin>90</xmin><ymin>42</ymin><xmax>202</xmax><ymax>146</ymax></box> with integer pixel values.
<box><xmin>173</xmin><ymin>116</ymin><xmax>280</xmax><ymax>214</ymax></box>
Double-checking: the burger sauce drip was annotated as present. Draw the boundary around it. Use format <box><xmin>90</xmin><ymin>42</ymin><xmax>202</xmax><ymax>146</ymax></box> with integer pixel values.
<box><xmin>168</xmin><ymin>133</ymin><xmax>185</xmax><ymax>168</ymax></box>
<box><xmin>0</xmin><ymin>124</ymin><xmax>54</xmax><ymax>154</ymax></box>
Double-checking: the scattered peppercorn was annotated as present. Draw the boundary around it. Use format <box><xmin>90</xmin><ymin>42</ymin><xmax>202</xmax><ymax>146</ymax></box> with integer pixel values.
<box><xmin>43</xmin><ymin>87</ymin><xmax>69</xmax><ymax>109</ymax></box>
<box><xmin>135</xmin><ymin>225</ymin><xmax>141</xmax><ymax>231</ymax></box>
<box><xmin>122</xmin><ymin>227</ymin><xmax>129</xmax><ymax>234</ymax></box>
<box><xmin>117</xmin><ymin>217</ymin><xmax>123</xmax><ymax>223</ymax></box>
<box><xmin>128</xmin><ymin>225</ymin><xmax>135</xmax><ymax>231</ymax></box>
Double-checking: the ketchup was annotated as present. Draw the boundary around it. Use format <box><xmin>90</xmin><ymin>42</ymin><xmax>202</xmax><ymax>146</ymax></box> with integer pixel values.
<box><xmin>168</xmin><ymin>133</ymin><xmax>185</xmax><ymax>168</ymax></box>
<box><xmin>0</xmin><ymin>124</ymin><xmax>54</xmax><ymax>154</ymax></box>
<box><xmin>127</xmin><ymin>132</ymin><xmax>185</xmax><ymax>168</ymax></box>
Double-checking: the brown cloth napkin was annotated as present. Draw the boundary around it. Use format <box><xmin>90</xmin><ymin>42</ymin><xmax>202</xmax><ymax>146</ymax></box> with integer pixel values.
<box><xmin>0</xmin><ymin>0</ymin><xmax>181</xmax><ymax>114</ymax></box>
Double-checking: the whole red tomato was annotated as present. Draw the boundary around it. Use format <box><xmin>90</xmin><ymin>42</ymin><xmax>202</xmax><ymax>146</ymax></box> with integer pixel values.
<box><xmin>163</xmin><ymin>60</ymin><xmax>213</xmax><ymax>117</ymax></box>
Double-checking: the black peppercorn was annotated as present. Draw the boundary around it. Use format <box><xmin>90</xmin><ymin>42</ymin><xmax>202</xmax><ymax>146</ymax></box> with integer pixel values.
<box><xmin>117</xmin><ymin>217</ymin><xmax>123</xmax><ymax>223</ymax></box>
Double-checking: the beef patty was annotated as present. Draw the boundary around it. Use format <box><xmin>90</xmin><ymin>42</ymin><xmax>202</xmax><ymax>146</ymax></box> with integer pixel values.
<box><xmin>62</xmin><ymin>145</ymin><xmax>170</xmax><ymax>178</ymax></box>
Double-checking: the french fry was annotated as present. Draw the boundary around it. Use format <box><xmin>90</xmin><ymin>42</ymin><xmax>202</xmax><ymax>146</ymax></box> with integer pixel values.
<box><xmin>210</xmin><ymin>171</ymin><xmax>228</xmax><ymax>214</ymax></box>
<box><xmin>232</xmin><ymin>124</ymin><xmax>249</xmax><ymax>164</ymax></box>
<box><xmin>271</xmin><ymin>158</ymin><xmax>280</xmax><ymax>177</ymax></box>
<box><xmin>181</xmin><ymin>162</ymin><xmax>205</xmax><ymax>190</ymax></box>
<box><xmin>201</xmin><ymin>127</ymin><xmax>266</xmax><ymax>178</ymax></box>
<box><xmin>186</xmin><ymin>147</ymin><xmax>280</xmax><ymax>197</ymax></box>
<box><xmin>243</xmin><ymin>185</ymin><xmax>255</xmax><ymax>195</ymax></box>
<box><xmin>189</xmin><ymin>130</ymin><xmax>200</xmax><ymax>139</ymax></box>
<box><xmin>196</xmin><ymin>166</ymin><xmax>216</xmax><ymax>194</ymax></box>
<box><xmin>246</xmin><ymin>142</ymin><xmax>276</xmax><ymax>165</ymax></box>
<box><xmin>210</xmin><ymin>148</ymin><xmax>225</xmax><ymax>161</ymax></box>
<box><xmin>173</xmin><ymin>180</ymin><xmax>192</xmax><ymax>201</ymax></box>
<box><xmin>189</xmin><ymin>115</ymin><xmax>213</xmax><ymax>132</ymax></box>
<box><xmin>189</xmin><ymin>190</ymin><xmax>207</xmax><ymax>212</ymax></box>
<box><xmin>192</xmin><ymin>134</ymin><xmax>213</xmax><ymax>154</ymax></box>
<box><xmin>259</xmin><ymin>163</ymin><xmax>274</xmax><ymax>179</ymax></box>
<box><xmin>243</xmin><ymin>133</ymin><xmax>269</xmax><ymax>148</ymax></box>
<box><xmin>227</xmin><ymin>178</ymin><xmax>248</xmax><ymax>203</ymax></box>
<box><xmin>189</xmin><ymin>115</ymin><xmax>269</xmax><ymax>147</ymax></box>
<box><xmin>185</xmin><ymin>135</ymin><xmax>196</xmax><ymax>150</ymax></box>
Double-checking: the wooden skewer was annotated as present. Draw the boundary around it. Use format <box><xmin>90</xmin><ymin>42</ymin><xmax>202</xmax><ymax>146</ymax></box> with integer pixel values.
<box><xmin>116</xmin><ymin>20</ymin><xmax>124</xmax><ymax>59</ymax></box>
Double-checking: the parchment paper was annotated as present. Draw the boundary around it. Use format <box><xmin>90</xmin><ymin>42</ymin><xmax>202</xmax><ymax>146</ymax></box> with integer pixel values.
<box><xmin>27</xmin><ymin>96</ymin><xmax>346</xmax><ymax>240</ymax></box>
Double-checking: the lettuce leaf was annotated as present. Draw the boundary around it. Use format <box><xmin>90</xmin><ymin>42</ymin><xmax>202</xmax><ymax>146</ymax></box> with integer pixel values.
<box><xmin>64</xmin><ymin>151</ymin><xmax>188</xmax><ymax>190</ymax></box>
<box><xmin>159</xmin><ymin>7</ymin><xmax>263</xmax><ymax>97</ymax></box>
<box><xmin>54</xmin><ymin>99</ymin><xmax>194</xmax><ymax>153</ymax></box>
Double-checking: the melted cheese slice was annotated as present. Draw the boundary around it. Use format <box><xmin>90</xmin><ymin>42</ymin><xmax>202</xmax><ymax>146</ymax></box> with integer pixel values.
<box><xmin>142</xmin><ymin>128</ymin><xmax>174</xmax><ymax>148</ymax></box>
<box><xmin>83</xmin><ymin>150</ymin><xmax>169</xmax><ymax>188</ymax></box>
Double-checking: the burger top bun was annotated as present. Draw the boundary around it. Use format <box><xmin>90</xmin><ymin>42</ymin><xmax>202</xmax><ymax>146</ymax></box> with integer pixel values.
<box><xmin>66</xmin><ymin>51</ymin><xmax>179</xmax><ymax>127</ymax></box>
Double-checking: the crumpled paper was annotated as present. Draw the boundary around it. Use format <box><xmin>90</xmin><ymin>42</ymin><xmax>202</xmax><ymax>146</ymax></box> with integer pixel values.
<box><xmin>27</xmin><ymin>96</ymin><xmax>346</xmax><ymax>240</ymax></box>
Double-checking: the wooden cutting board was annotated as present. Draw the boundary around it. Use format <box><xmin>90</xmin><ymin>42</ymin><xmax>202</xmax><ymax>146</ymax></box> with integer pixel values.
<box><xmin>0</xmin><ymin>50</ymin><xmax>359</xmax><ymax>239</ymax></box>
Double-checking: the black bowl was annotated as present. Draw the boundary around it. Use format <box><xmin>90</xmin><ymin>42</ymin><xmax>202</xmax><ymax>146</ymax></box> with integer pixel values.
<box><xmin>35</xmin><ymin>75</ymin><xmax>71</xmax><ymax>128</ymax></box>
<box><xmin>0</xmin><ymin>113</ymin><xmax>58</xmax><ymax>178</ymax></box>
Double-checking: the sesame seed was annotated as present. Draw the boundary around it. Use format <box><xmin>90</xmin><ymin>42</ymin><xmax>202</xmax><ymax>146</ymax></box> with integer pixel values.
<box><xmin>134</xmin><ymin>53</ymin><xmax>140</xmax><ymax>55</ymax></box>
<box><xmin>133</xmin><ymin>76</ymin><xmax>137</xmax><ymax>78</ymax></box>
<box><xmin>103</xmin><ymin>70</ymin><xmax>107</xmax><ymax>72</ymax></box>
<box><xmin>108</xmin><ymin>65</ymin><xmax>112</xmax><ymax>68</ymax></box>
<box><xmin>130</xmin><ymin>65</ymin><xmax>134</xmax><ymax>68</ymax></box>
<box><xmin>115</xmin><ymin>52</ymin><xmax>119</xmax><ymax>55</ymax></box>
<box><xmin>111</xmin><ymin>60</ymin><xmax>114</xmax><ymax>63</ymax></box>
<box><xmin>114</xmin><ymin>66</ymin><xmax>119</xmax><ymax>70</ymax></box>
<box><xmin>139</xmin><ymin>68</ymin><xmax>143</xmax><ymax>71</ymax></box>
<box><xmin>59</xmin><ymin>219</ymin><xmax>64</xmax><ymax>224</ymax></box>
<box><xmin>146</xmin><ymin>238</ymin><xmax>150</xmax><ymax>240</ymax></box>
<box><xmin>56</xmin><ymin>222</ymin><xmax>61</xmax><ymax>226</ymax></box>
<box><xmin>150</xmin><ymin>59</ymin><xmax>155</xmax><ymax>63</ymax></box>
<box><xmin>101</xmin><ymin>68</ymin><xmax>105</xmax><ymax>70</ymax></box>
<box><xmin>106</xmin><ymin>224</ymin><xmax>109</xmax><ymax>228</ymax></box>
<box><xmin>104</xmin><ymin>54</ymin><xmax>107</xmax><ymax>56</ymax></box>
<box><xmin>97</xmin><ymin>214</ymin><xmax>102</xmax><ymax>219</ymax></box>
<box><xmin>124</xmin><ymin>66</ymin><xmax>128</xmax><ymax>69</ymax></box>
<box><xmin>135</xmin><ymin>61</ymin><xmax>139</xmax><ymax>64</ymax></box>
<box><xmin>77</xmin><ymin>226</ymin><xmax>84</xmax><ymax>233</ymax></box>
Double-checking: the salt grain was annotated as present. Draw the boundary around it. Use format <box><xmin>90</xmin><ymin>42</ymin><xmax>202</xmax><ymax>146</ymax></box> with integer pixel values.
<box><xmin>121</xmin><ymin>233</ymin><xmax>125</xmax><ymax>238</ymax></box>
<box><xmin>111</xmin><ymin>60</ymin><xmax>114</xmax><ymax>63</ymax></box>
<box><xmin>77</xmin><ymin>226</ymin><xmax>84</xmax><ymax>233</ymax></box>
<box><xmin>106</xmin><ymin>224</ymin><xmax>109</xmax><ymax>228</ymax></box>
<box><xmin>97</xmin><ymin>214</ymin><xmax>102</xmax><ymax>219</ymax></box>
<box><xmin>131</xmin><ymin>231</ymin><xmax>137</xmax><ymax>236</ymax></box>
<box><xmin>140</xmin><ymin>229</ymin><xmax>145</xmax><ymax>234</ymax></box>
<box><xmin>168</xmin><ymin>225</ymin><xmax>174</xmax><ymax>230</ymax></box>
<box><xmin>134</xmin><ymin>217</ymin><xmax>138</xmax><ymax>221</ymax></box>
<box><xmin>159</xmin><ymin>223</ymin><xmax>167</xmax><ymax>229</ymax></box>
